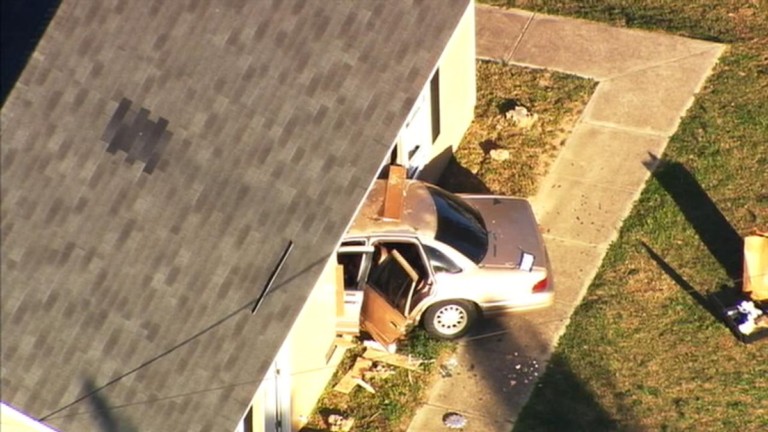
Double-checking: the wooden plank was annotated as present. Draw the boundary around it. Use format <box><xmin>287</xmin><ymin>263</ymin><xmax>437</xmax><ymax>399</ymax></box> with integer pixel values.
<box><xmin>362</xmin><ymin>347</ymin><xmax>422</xmax><ymax>370</ymax></box>
<box><xmin>333</xmin><ymin>358</ymin><xmax>373</xmax><ymax>394</ymax></box>
<box><xmin>382</xmin><ymin>164</ymin><xmax>406</xmax><ymax>220</ymax></box>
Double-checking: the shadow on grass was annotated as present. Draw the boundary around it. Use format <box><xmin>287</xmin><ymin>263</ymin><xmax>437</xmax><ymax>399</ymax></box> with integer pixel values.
<box><xmin>513</xmin><ymin>352</ymin><xmax>621</xmax><ymax>432</ymax></box>
<box><xmin>640</xmin><ymin>240</ymin><xmax>721</xmax><ymax>319</ymax></box>
<box><xmin>437</xmin><ymin>154</ymin><xmax>492</xmax><ymax>194</ymax></box>
<box><xmin>643</xmin><ymin>154</ymin><xmax>743</xmax><ymax>281</ymax></box>
<box><xmin>454</xmin><ymin>315</ymin><xmax>634</xmax><ymax>432</ymax></box>
<box><xmin>1</xmin><ymin>0</ymin><xmax>61</xmax><ymax>105</ymax></box>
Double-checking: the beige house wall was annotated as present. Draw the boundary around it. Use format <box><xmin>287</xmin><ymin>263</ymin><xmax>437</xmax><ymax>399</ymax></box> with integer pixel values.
<box><xmin>286</xmin><ymin>257</ymin><xmax>346</xmax><ymax>430</ymax></box>
<box><xmin>419</xmin><ymin>1</ymin><xmax>477</xmax><ymax>182</ymax></box>
<box><xmin>0</xmin><ymin>403</ymin><xmax>59</xmax><ymax>432</ymax></box>
<box><xmin>240</xmin><ymin>257</ymin><xmax>345</xmax><ymax>432</ymax></box>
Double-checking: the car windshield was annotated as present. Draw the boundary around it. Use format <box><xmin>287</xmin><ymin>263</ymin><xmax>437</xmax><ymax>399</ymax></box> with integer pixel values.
<box><xmin>425</xmin><ymin>184</ymin><xmax>488</xmax><ymax>264</ymax></box>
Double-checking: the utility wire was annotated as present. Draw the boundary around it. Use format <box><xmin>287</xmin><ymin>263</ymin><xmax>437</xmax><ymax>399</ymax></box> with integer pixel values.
<box><xmin>40</xmin><ymin>250</ymin><xmax>330</xmax><ymax>421</ymax></box>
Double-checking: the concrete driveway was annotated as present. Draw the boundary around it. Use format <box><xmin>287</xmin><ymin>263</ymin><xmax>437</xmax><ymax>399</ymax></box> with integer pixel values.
<box><xmin>407</xmin><ymin>5</ymin><xmax>724</xmax><ymax>431</ymax></box>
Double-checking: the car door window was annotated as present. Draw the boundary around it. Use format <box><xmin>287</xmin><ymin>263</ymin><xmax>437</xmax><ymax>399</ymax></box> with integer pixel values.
<box><xmin>423</xmin><ymin>244</ymin><xmax>462</xmax><ymax>274</ymax></box>
<box><xmin>337</xmin><ymin>252</ymin><xmax>365</xmax><ymax>290</ymax></box>
<box><xmin>368</xmin><ymin>241</ymin><xmax>430</xmax><ymax>315</ymax></box>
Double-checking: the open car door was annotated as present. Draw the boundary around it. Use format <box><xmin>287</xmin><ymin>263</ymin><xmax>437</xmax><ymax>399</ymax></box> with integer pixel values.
<box><xmin>360</xmin><ymin>250</ymin><xmax>420</xmax><ymax>348</ymax></box>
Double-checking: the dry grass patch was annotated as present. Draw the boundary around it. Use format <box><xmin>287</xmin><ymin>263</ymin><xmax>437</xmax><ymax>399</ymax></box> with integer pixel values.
<box><xmin>440</xmin><ymin>60</ymin><xmax>596</xmax><ymax>196</ymax></box>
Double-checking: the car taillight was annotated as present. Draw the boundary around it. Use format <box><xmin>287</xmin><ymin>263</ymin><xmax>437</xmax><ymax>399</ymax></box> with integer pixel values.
<box><xmin>532</xmin><ymin>277</ymin><xmax>548</xmax><ymax>293</ymax></box>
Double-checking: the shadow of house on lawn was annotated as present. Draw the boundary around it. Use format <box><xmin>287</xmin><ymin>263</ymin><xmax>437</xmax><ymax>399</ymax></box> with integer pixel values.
<box><xmin>456</xmin><ymin>315</ymin><xmax>636</xmax><ymax>432</ymax></box>
<box><xmin>643</xmin><ymin>154</ymin><xmax>743</xmax><ymax>281</ymax></box>
<box><xmin>437</xmin><ymin>154</ymin><xmax>492</xmax><ymax>195</ymax></box>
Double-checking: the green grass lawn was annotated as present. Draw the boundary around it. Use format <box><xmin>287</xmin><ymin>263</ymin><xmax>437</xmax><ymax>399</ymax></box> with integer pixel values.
<box><xmin>477</xmin><ymin>1</ymin><xmax>768</xmax><ymax>431</ymax></box>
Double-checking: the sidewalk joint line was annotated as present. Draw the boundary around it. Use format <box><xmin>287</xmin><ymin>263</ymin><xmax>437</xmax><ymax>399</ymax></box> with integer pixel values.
<box><xmin>540</xmin><ymin>234</ymin><xmax>608</xmax><ymax>249</ymax></box>
<box><xmin>580</xmin><ymin>118</ymin><xmax>672</xmax><ymax>138</ymax></box>
<box><xmin>506</xmin><ymin>12</ymin><xmax>536</xmax><ymax>62</ymax></box>
<box><xmin>604</xmin><ymin>45</ymin><xmax>726</xmax><ymax>81</ymax></box>
<box><xmin>547</xmin><ymin>171</ymin><xmax>649</xmax><ymax>193</ymax></box>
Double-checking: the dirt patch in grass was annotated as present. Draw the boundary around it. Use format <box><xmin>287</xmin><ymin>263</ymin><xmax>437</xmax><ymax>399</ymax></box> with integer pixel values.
<box><xmin>439</xmin><ymin>60</ymin><xmax>596</xmax><ymax>197</ymax></box>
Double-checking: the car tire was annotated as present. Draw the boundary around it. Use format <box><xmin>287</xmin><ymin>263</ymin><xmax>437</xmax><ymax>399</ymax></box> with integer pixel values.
<box><xmin>423</xmin><ymin>300</ymin><xmax>477</xmax><ymax>340</ymax></box>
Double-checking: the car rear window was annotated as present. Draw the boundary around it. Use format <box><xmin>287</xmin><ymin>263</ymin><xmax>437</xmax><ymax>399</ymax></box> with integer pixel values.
<box><xmin>426</xmin><ymin>185</ymin><xmax>488</xmax><ymax>264</ymax></box>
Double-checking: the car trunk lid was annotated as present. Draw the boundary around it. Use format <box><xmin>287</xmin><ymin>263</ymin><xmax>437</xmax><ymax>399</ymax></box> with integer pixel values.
<box><xmin>461</xmin><ymin>196</ymin><xmax>548</xmax><ymax>269</ymax></box>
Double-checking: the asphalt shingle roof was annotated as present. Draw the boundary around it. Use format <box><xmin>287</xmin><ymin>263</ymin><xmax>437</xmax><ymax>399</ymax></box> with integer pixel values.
<box><xmin>0</xmin><ymin>0</ymin><xmax>471</xmax><ymax>430</ymax></box>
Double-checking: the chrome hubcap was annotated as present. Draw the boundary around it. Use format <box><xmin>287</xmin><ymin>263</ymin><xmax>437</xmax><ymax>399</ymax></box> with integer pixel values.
<box><xmin>434</xmin><ymin>305</ymin><xmax>467</xmax><ymax>335</ymax></box>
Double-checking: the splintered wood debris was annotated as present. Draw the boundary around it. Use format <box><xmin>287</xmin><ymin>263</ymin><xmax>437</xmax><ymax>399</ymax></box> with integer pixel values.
<box><xmin>333</xmin><ymin>348</ymin><xmax>423</xmax><ymax>394</ymax></box>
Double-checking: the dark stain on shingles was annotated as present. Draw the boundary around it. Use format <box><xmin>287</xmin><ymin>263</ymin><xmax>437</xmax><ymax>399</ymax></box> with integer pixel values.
<box><xmin>313</xmin><ymin>105</ymin><xmax>329</xmax><ymax>125</ymax></box>
<box><xmin>153</xmin><ymin>33</ymin><xmax>169</xmax><ymax>51</ymax></box>
<box><xmin>80</xmin><ymin>248</ymin><xmax>96</xmax><ymax>270</ymax></box>
<box><xmin>109</xmin><ymin>187</ymin><xmax>130</xmax><ymax>215</ymax></box>
<box><xmin>114</xmin><ymin>0</ymin><xmax>127</xmax><ymax>14</ymax></box>
<box><xmin>290</xmin><ymin>146</ymin><xmax>305</xmax><ymax>164</ymax></box>
<box><xmin>77</xmin><ymin>34</ymin><xmax>95</xmax><ymax>56</ymax></box>
<box><xmin>235</xmin><ymin>224</ymin><xmax>251</xmax><ymax>248</ymax></box>
<box><xmin>47</xmin><ymin>90</ymin><xmax>63</xmax><ymax>112</ymax></box>
<box><xmin>142</xmin><ymin>320</ymin><xmax>160</xmax><ymax>343</ymax></box>
<box><xmin>363</xmin><ymin>96</ymin><xmax>380</xmax><ymax>119</ymax></box>
<box><xmin>83</xmin><ymin>2</ymin><xmax>101</xmax><ymax>22</ymax></box>
<box><xmin>91</xmin><ymin>269</ymin><xmax>109</xmax><ymax>292</ymax></box>
<box><xmin>278</xmin><ymin>116</ymin><xmax>298</xmax><ymax>142</ymax></box>
<box><xmin>225</xmin><ymin>29</ymin><xmax>242</xmax><ymax>48</ymax></box>
<box><xmin>35</xmin><ymin>66</ymin><xmax>51</xmax><ymax>86</ymax></box>
<box><xmin>45</xmin><ymin>198</ymin><xmax>64</xmax><ymax>224</ymax></box>
<box><xmin>275</xmin><ymin>29</ymin><xmax>288</xmax><ymax>48</ymax></box>
<box><xmin>140</xmin><ymin>73</ymin><xmax>157</xmax><ymax>94</ymax></box>
<box><xmin>57</xmin><ymin>241</ymin><xmax>77</xmax><ymax>266</ymax></box>
<box><xmin>43</xmin><ymin>290</ymin><xmax>60</xmax><ymax>309</ymax></box>
<box><xmin>186</xmin><ymin>0</ymin><xmax>200</xmax><ymax>13</ymax></box>
<box><xmin>62</xmin><ymin>301</ymin><xmax>78</xmax><ymax>320</ymax></box>
<box><xmin>165</xmin><ymin>266</ymin><xmax>181</xmax><ymax>286</ymax></box>
<box><xmin>149</xmin><ymin>0</ymin><xmax>162</xmax><ymax>17</ymax></box>
<box><xmin>114</xmin><ymin>219</ymin><xmax>137</xmax><ymax>249</ymax></box>
<box><xmin>2</xmin><ymin>148</ymin><xmax>16</xmax><ymax>170</ymax></box>
<box><xmin>73</xmin><ymin>88</ymin><xmax>89</xmax><ymax>109</ymax></box>
<box><xmin>56</xmin><ymin>138</ymin><xmax>74</xmax><ymax>159</ymax></box>
<box><xmin>101</xmin><ymin>328</ymin><xmax>121</xmax><ymax>355</ymax></box>
<box><xmin>213</xmin><ymin>77</ymin><xmax>226</xmax><ymax>93</ymax></box>
<box><xmin>89</xmin><ymin>61</ymin><xmax>104</xmax><ymax>80</ymax></box>
<box><xmin>313</xmin><ymin>14</ymin><xmax>331</xmax><ymax>39</ymax></box>
<box><xmin>73</xmin><ymin>196</ymin><xmax>89</xmax><ymax>215</ymax></box>
<box><xmin>102</xmin><ymin>98</ymin><xmax>172</xmax><ymax>173</ymax></box>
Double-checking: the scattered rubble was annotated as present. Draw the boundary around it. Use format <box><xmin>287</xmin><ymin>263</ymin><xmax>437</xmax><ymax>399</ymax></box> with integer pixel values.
<box><xmin>333</xmin><ymin>348</ymin><xmax>423</xmax><ymax>394</ymax></box>
<box><xmin>489</xmin><ymin>148</ymin><xmax>510</xmax><ymax>161</ymax></box>
<box><xmin>439</xmin><ymin>356</ymin><xmax>459</xmax><ymax>378</ymax></box>
<box><xmin>326</xmin><ymin>414</ymin><xmax>355</xmax><ymax>432</ymax></box>
<box><xmin>505</xmin><ymin>106</ymin><xmax>538</xmax><ymax>129</ymax></box>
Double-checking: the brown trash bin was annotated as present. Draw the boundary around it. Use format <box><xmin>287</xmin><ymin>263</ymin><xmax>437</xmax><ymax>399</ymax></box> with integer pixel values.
<box><xmin>743</xmin><ymin>231</ymin><xmax>768</xmax><ymax>302</ymax></box>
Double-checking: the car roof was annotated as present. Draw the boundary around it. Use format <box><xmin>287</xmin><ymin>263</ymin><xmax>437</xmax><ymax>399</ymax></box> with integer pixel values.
<box><xmin>347</xmin><ymin>179</ymin><xmax>439</xmax><ymax>238</ymax></box>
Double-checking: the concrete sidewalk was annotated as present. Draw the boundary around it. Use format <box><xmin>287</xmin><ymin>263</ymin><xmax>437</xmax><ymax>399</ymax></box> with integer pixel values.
<box><xmin>407</xmin><ymin>5</ymin><xmax>724</xmax><ymax>431</ymax></box>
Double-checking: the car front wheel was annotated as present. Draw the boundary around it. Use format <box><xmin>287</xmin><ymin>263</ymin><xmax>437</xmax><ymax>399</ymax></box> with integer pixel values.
<box><xmin>423</xmin><ymin>300</ymin><xmax>477</xmax><ymax>340</ymax></box>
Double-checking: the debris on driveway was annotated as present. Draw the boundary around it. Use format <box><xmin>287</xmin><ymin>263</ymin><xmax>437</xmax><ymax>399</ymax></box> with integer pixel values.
<box><xmin>442</xmin><ymin>412</ymin><xmax>468</xmax><ymax>429</ymax></box>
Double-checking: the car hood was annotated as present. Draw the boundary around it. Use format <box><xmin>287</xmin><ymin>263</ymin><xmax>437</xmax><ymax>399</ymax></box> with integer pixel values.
<box><xmin>460</xmin><ymin>196</ymin><xmax>548</xmax><ymax>269</ymax></box>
